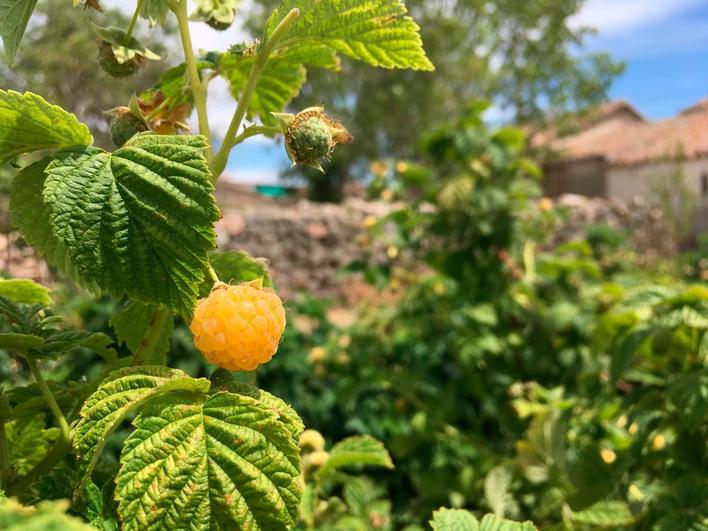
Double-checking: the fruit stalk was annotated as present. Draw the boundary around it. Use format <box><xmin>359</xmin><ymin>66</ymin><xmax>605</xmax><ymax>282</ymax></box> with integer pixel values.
<box><xmin>174</xmin><ymin>0</ymin><xmax>212</xmax><ymax>162</ymax></box>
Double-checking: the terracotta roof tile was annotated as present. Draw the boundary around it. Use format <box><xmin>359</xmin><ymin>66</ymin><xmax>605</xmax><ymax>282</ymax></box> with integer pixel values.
<box><xmin>538</xmin><ymin>99</ymin><xmax>708</xmax><ymax>167</ymax></box>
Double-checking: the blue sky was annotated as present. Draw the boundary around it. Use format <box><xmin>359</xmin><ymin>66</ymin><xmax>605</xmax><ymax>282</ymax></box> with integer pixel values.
<box><xmin>580</xmin><ymin>0</ymin><xmax>708</xmax><ymax>119</ymax></box>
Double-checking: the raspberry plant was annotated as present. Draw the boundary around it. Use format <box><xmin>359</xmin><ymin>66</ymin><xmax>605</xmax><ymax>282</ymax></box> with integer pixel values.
<box><xmin>0</xmin><ymin>0</ymin><xmax>432</xmax><ymax>527</ymax></box>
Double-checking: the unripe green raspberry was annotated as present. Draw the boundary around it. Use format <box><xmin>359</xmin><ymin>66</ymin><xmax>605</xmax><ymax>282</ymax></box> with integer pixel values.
<box><xmin>108</xmin><ymin>107</ymin><xmax>149</xmax><ymax>147</ymax></box>
<box><xmin>97</xmin><ymin>40</ymin><xmax>143</xmax><ymax>78</ymax></box>
<box><xmin>274</xmin><ymin>107</ymin><xmax>352</xmax><ymax>172</ymax></box>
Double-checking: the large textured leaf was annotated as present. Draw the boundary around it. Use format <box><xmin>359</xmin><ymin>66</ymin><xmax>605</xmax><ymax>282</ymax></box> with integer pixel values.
<box><xmin>0</xmin><ymin>498</ymin><xmax>95</xmax><ymax>530</ymax></box>
<box><xmin>0</xmin><ymin>0</ymin><xmax>38</xmax><ymax>66</ymax></box>
<box><xmin>0</xmin><ymin>278</ymin><xmax>52</xmax><ymax>305</ymax></box>
<box><xmin>0</xmin><ymin>90</ymin><xmax>92</xmax><ymax>162</ymax></box>
<box><xmin>110</xmin><ymin>301</ymin><xmax>174</xmax><ymax>365</ymax></box>
<box><xmin>42</xmin><ymin>134</ymin><xmax>220</xmax><ymax>315</ymax></box>
<box><xmin>318</xmin><ymin>434</ymin><xmax>393</xmax><ymax>476</ymax></box>
<box><xmin>209</xmin><ymin>372</ymin><xmax>304</xmax><ymax>438</ymax></box>
<box><xmin>266</xmin><ymin>0</ymin><xmax>433</xmax><ymax>71</ymax></box>
<box><xmin>571</xmin><ymin>501</ymin><xmax>635</xmax><ymax>527</ymax></box>
<box><xmin>10</xmin><ymin>159</ymin><xmax>82</xmax><ymax>284</ymax></box>
<box><xmin>74</xmin><ymin>366</ymin><xmax>210</xmax><ymax>475</ymax></box>
<box><xmin>115</xmin><ymin>391</ymin><xmax>302</xmax><ymax>530</ymax></box>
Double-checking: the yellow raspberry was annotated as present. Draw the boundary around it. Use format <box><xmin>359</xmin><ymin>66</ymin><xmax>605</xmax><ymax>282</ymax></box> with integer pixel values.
<box><xmin>190</xmin><ymin>281</ymin><xmax>286</xmax><ymax>371</ymax></box>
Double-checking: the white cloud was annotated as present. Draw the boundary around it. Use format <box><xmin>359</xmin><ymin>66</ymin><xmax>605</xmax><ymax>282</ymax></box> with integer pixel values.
<box><xmin>572</xmin><ymin>0</ymin><xmax>706</xmax><ymax>35</ymax></box>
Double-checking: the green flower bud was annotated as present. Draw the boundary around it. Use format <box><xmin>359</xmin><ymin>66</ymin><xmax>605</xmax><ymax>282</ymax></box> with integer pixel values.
<box><xmin>273</xmin><ymin>107</ymin><xmax>352</xmax><ymax>172</ymax></box>
<box><xmin>107</xmin><ymin>106</ymin><xmax>149</xmax><ymax>147</ymax></box>
<box><xmin>97</xmin><ymin>40</ymin><xmax>143</xmax><ymax>78</ymax></box>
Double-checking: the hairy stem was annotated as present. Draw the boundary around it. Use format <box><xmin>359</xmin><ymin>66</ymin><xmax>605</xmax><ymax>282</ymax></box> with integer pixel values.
<box><xmin>174</xmin><ymin>0</ymin><xmax>212</xmax><ymax>162</ymax></box>
<box><xmin>132</xmin><ymin>307</ymin><xmax>172</xmax><ymax>365</ymax></box>
<box><xmin>124</xmin><ymin>0</ymin><xmax>143</xmax><ymax>43</ymax></box>
<box><xmin>231</xmin><ymin>125</ymin><xmax>281</xmax><ymax>147</ymax></box>
<box><xmin>27</xmin><ymin>358</ymin><xmax>70</xmax><ymax>445</ymax></box>
<box><xmin>207</xmin><ymin>264</ymin><xmax>220</xmax><ymax>284</ymax></box>
<box><xmin>210</xmin><ymin>8</ymin><xmax>300</xmax><ymax>179</ymax></box>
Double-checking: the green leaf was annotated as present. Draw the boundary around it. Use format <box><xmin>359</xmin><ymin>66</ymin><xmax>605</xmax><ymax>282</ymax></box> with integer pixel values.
<box><xmin>110</xmin><ymin>301</ymin><xmax>173</xmax><ymax>365</ymax></box>
<box><xmin>318</xmin><ymin>434</ymin><xmax>393</xmax><ymax>477</ymax></box>
<box><xmin>0</xmin><ymin>90</ymin><xmax>92</xmax><ymax>163</ymax></box>
<box><xmin>140</xmin><ymin>0</ymin><xmax>170</xmax><ymax>26</ymax></box>
<box><xmin>430</xmin><ymin>508</ymin><xmax>479</xmax><ymax>530</ymax></box>
<box><xmin>571</xmin><ymin>501</ymin><xmax>635</xmax><ymax>527</ymax></box>
<box><xmin>37</xmin><ymin>330</ymin><xmax>116</xmax><ymax>362</ymax></box>
<box><xmin>199</xmin><ymin>250</ymin><xmax>273</xmax><ymax>297</ymax></box>
<box><xmin>73</xmin><ymin>366</ymin><xmax>211</xmax><ymax>476</ymax></box>
<box><xmin>5</xmin><ymin>414</ymin><xmax>59</xmax><ymax>475</ymax></box>
<box><xmin>115</xmin><ymin>391</ymin><xmax>302</xmax><ymax>530</ymax></box>
<box><xmin>0</xmin><ymin>498</ymin><xmax>95</xmax><ymax>530</ymax></box>
<box><xmin>484</xmin><ymin>466</ymin><xmax>516</xmax><ymax>518</ymax></box>
<box><xmin>265</xmin><ymin>0</ymin><xmax>434</xmax><ymax>71</ymax></box>
<box><xmin>0</xmin><ymin>279</ymin><xmax>51</xmax><ymax>305</ymax></box>
<box><xmin>42</xmin><ymin>134</ymin><xmax>220</xmax><ymax>315</ymax></box>
<box><xmin>220</xmin><ymin>52</ymin><xmax>306</xmax><ymax>125</ymax></box>
<box><xmin>0</xmin><ymin>0</ymin><xmax>38</xmax><ymax>66</ymax></box>
<box><xmin>670</xmin><ymin>371</ymin><xmax>708</xmax><ymax>432</ymax></box>
<box><xmin>0</xmin><ymin>332</ymin><xmax>44</xmax><ymax>353</ymax></box>
<box><xmin>209</xmin><ymin>372</ymin><xmax>304</xmax><ymax>438</ymax></box>
<box><xmin>479</xmin><ymin>514</ymin><xmax>537</xmax><ymax>531</ymax></box>
<box><xmin>10</xmin><ymin>159</ymin><xmax>82</xmax><ymax>284</ymax></box>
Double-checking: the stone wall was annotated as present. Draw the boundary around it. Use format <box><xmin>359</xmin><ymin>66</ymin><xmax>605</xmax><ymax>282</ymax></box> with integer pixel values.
<box><xmin>0</xmin><ymin>186</ymin><xmax>678</xmax><ymax>300</ymax></box>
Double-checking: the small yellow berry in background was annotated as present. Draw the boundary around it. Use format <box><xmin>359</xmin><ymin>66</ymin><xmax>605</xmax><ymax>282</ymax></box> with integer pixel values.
<box><xmin>600</xmin><ymin>448</ymin><xmax>617</xmax><ymax>464</ymax></box>
<box><xmin>302</xmin><ymin>450</ymin><xmax>329</xmax><ymax>474</ymax></box>
<box><xmin>337</xmin><ymin>334</ymin><xmax>351</xmax><ymax>348</ymax></box>
<box><xmin>299</xmin><ymin>429</ymin><xmax>326</xmax><ymax>453</ymax></box>
<box><xmin>387</xmin><ymin>245</ymin><xmax>399</xmax><ymax>259</ymax></box>
<box><xmin>381</xmin><ymin>189</ymin><xmax>394</xmax><ymax>202</ymax></box>
<box><xmin>189</xmin><ymin>280</ymin><xmax>285</xmax><ymax>372</ymax></box>
<box><xmin>362</xmin><ymin>215</ymin><xmax>377</xmax><ymax>230</ymax></box>
<box><xmin>628</xmin><ymin>422</ymin><xmax>639</xmax><ymax>435</ymax></box>
<box><xmin>539</xmin><ymin>197</ymin><xmax>553</xmax><ymax>211</ymax></box>
<box><xmin>652</xmin><ymin>433</ymin><xmax>666</xmax><ymax>450</ymax></box>
<box><xmin>307</xmin><ymin>346</ymin><xmax>327</xmax><ymax>364</ymax></box>
<box><xmin>395</xmin><ymin>161</ymin><xmax>409</xmax><ymax>173</ymax></box>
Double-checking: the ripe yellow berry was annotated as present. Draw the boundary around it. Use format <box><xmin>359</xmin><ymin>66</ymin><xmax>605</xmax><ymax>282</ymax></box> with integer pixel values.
<box><xmin>600</xmin><ymin>448</ymin><xmax>617</xmax><ymax>464</ymax></box>
<box><xmin>299</xmin><ymin>429</ymin><xmax>326</xmax><ymax>453</ymax></box>
<box><xmin>190</xmin><ymin>281</ymin><xmax>286</xmax><ymax>371</ymax></box>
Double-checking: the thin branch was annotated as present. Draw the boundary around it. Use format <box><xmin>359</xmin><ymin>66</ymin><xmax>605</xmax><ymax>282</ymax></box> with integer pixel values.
<box><xmin>174</xmin><ymin>0</ymin><xmax>213</xmax><ymax>162</ymax></box>
<box><xmin>210</xmin><ymin>8</ymin><xmax>300</xmax><ymax>180</ymax></box>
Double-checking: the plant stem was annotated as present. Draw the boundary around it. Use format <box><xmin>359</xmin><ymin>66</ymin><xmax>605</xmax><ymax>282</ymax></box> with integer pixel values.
<box><xmin>125</xmin><ymin>0</ymin><xmax>143</xmax><ymax>43</ymax></box>
<box><xmin>27</xmin><ymin>358</ymin><xmax>70</xmax><ymax>446</ymax></box>
<box><xmin>231</xmin><ymin>125</ymin><xmax>281</xmax><ymax>147</ymax></box>
<box><xmin>210</xmin><ymin>8</ymin><xmax>300</xmax><ymax>180</ymax></box>
<box><xmin>174</xmin><ymin>0</ymin><xmax>213</xmax><ymax>162</ymax></box>
<box><xmin>132</xmin><ymin>307</ymin><xmax>172</xmax><ymax>365</ymax></box>
<box><xmin>208</xmin><ymin>264</ymin><xmax>220</xmax><ymax>284</ymax></box>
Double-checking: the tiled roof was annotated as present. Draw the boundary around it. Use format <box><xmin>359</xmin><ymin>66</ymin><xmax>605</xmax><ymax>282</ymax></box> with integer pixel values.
<box><xmin>536</xmin><ymin>99</ymin><xmax>708</xmax><ymax>167</ymax></box>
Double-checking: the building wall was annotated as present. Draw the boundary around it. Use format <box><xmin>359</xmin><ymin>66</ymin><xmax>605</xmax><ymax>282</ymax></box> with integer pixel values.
<box><xmin>543</xmin><ymin>157</ymin><xmax>607</xmax><ymax>197</ymax></box>
<box><xmin>607</xmin><ymin>157</ymin><xmax>708</xmax><ymax>234</ymax></box>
